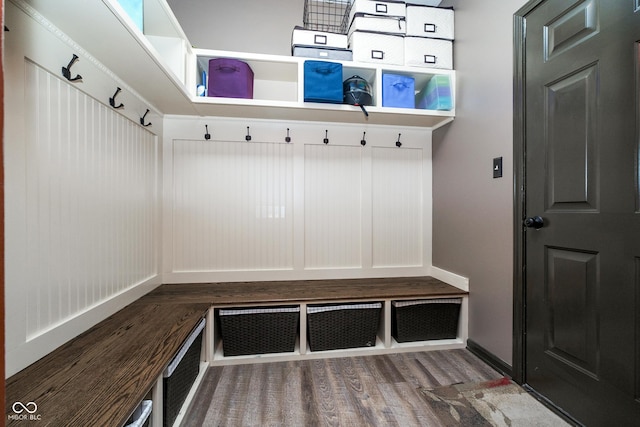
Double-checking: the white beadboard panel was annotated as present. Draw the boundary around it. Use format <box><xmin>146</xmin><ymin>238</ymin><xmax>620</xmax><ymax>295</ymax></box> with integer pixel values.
<box><xmin>162</xmin><ymin>115</ymin><xmax>434</xmax><ymax>283</ymax></box>
<box><xmin>171</xmin><ymin>139</ymin><xmax>294</xmax><ymax>271</ymax></box>
<box><xmin>372</xmin><ymin>147</ymin><xmax>424</xmax><ymax>267</ymax></box>
<box><xmin>22</xmin><ymin>61</ymin><xmax>159</xmax><ymax>340</ymax></box>
<box><xmin>304</xmin><ymin>144</ymin><xmax>363</xmax><ymax>269</ymax></box>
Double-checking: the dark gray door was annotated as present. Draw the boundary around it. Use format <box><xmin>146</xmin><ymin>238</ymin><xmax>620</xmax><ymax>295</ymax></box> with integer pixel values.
<box><xmin>521</xmin><ymin>0</ymin><xmax>640</xmax><ymax>425</ymax></box>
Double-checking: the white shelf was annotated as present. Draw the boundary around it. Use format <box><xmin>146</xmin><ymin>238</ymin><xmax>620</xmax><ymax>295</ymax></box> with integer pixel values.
<box><xmin>21</xmin><ymin>0</ymin><xmax>456</xmax><ymax>127</ymax></box>
<box><xmin>194</xmin><ymin>49</ymin><xmax>456</xmax><ymax>127</ymax></box>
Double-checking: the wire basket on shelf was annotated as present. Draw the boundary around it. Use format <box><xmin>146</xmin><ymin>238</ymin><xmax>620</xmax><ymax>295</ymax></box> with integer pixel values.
<box><xmin>303</xmin><ymin>0</ymin><xmax>354</xmax><ymax>34</ymax></box>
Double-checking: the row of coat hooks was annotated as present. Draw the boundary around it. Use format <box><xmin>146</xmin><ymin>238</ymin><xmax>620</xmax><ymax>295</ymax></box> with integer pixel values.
<box><xmin>204</xmin><ymin>126</ymin><xmax>403</xmax><ymax>147</ymax></box>
<box><xmin>61</xmin><ymin>54</ymin><xmax>152</xmax><ymax>127</ymax></box>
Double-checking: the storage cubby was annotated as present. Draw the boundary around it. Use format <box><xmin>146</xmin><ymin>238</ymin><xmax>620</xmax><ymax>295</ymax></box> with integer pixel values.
<box><xmin>208</xmin><ymin>294</ymin><xmax>467</xmax><ymax>366</ymax></box>
<box><xmin>193</xmin><ymin>48</ymin><xmax>456</xmax><ymax>127</ymax></box>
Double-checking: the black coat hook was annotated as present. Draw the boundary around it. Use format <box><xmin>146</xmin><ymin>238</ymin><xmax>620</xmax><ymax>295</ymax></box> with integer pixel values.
<box><xmin>323</xmin><ymin>130</ymin><xmax>329</xmax><ymax>144</ymax></box>
<box><xmin>204</xmin><ymin>125</ymin><xmax>211</xmax><ymax>140</ymax></box>
<box><xmin>395</xmin><ymin>133</ymin><xmax>402</xmax><ymax>148</ymax></box>
<box><xmin>285</xmin><ymin>128</ymin><xmax>291</xmax><ymax>143</ymax></box>
<box><xmin>139</xmin><ymin>109</ymin><xmax>152</xmax><ymax>127</ymax></box>
<box><xmin>62</xmin><ymin>54</ymin><xmax>82</xmax><ymax>82</ymax></box>
<box><xmin>245</xmin><ymin>126</ymin><xmax>252</xmax><ymax>141</ymax></box>
<box><xmin>360</xmin><ymin>132</ymin><xmax>367</xmax><ymax>146</ymax></box>
<box><xmin>109</xmin><ymin>87</ymin><xmax>124</xmax><ymax>109</ymax></box>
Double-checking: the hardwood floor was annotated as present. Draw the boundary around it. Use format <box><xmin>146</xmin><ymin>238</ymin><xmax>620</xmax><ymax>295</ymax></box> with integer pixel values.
<box><xmin>183</xmin><ymin>349</ymin><xmax>504</xmax><ymax>426</ymax></box>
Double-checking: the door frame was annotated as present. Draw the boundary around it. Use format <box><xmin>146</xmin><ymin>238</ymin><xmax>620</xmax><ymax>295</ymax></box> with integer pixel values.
<box><xmin>512</xmin><ymin>0</ymin><xmax>541</xmax><ymax>387</ymax></box>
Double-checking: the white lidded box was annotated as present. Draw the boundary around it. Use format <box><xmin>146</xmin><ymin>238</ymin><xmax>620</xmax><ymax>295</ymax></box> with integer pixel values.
<box><xmin>404</xmin><ymin>36</ymin><xmax>453</xmax><ymax>69</ymax></box>
<box><xmin>349</xmin><ymin>31</ymin><xmax>405</xmax><ymax>65</ymax></box>
<box><xmin>292</xmin><ymin>26</ymin><xmax>349</xmax><ymax>50</ymax></box>
<box><xmin>293</xmin><ymin>46</ymin><xmax>353</xmax><ymax>61</ymax></box>
<box><xmin>349</xmin><ymin>0</ymin><xmax>407</xmax><ymax>22</ymax></box>
<box><xmin>406</xmin><ymin>5</ymin><xmax>454</xmax><ymax>40</ymax></box>
<box><xmin>407</xmin><ymin>0</ymin><xmax>442</xmax><ymax>6</ymax></box>
<box><xmin>348</xmin><ymin>14</ymin><xmax>406</xmax><ymax>36</ymax></box>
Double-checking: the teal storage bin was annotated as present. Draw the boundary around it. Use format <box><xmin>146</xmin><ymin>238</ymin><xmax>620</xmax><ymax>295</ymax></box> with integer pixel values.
<box><xmin>304</xmin><ymin>60</ymin><xmax>344</xmax><ymax>103</ymax></box>
<box><xmin>382</xmin><ymin>74</ymin><xmax>415</xmax><ymax>108</ymax></box>
<box><xmin>416</xmin><ymin>75</ymin><xmax>452</xmax><ymax>110</ymax></box>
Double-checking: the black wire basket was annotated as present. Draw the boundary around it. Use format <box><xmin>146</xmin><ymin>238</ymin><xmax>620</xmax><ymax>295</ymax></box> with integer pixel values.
<box><xmin>392</xmin><ymin>298</ymin><xmax>462</xmax><ymax>342</ymax></box>
<box><xmin>218</xmin><ymin>306</ymin><xmax>300</xmax><ymax>356</ymax></box>
<box><xmin>307</xmin><ymin>302</ymin><xmax>382</xmax><ymax>351</ymax></box>
<box><xmin>303</xmin><ymin>0</ymin><xmax>354</xmax><ymax>34</ymax></box>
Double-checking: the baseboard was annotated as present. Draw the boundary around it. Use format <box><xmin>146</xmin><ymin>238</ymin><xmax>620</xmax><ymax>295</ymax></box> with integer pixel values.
<box><xmin>466</xmin><ymin>338</ymin><xmax>513</xmax><ymax>378</ymax></box>
<box><xmin>430</xmin><ymin>267</ymin><xmax>469</xmax><ymax>292</ymax></box>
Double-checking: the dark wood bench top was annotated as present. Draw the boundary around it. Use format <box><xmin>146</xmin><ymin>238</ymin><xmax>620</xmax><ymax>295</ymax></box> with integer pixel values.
<box><xmin>5</xmin><ymin>276</ymin><xmax>464</xmax><ymax>426</ymax></box>
<box><xmin>5</xmin><ymin>302</ymin><xmax>209</xmax><ymax>427</ymax></box>
<box><xmin>142</xmin><ymin>276</ymin><xmax>467</xmax><ymax>306</ymax></box>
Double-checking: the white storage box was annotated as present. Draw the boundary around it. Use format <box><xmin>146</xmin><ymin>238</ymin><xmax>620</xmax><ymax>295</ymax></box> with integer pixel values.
<box><xmin>404</xmin><ymin>36</ymin><xmax>453</xmax><ymax>69</ymax></box>
<box><xmin>407</xmin><ymin>0</ymin><xmax>442</xmax><ymax>6</ymax></box>
<box><xmin>348</xmin><ymin>14</ymin><xmax>406</xmax><ymax>36</ymax></box>
<box><xmin>293</xmin><ymin>46</ymin><xmax>353</xmax><ymax>61</ymax></box>
<box><xmin>292</xmin><ymin>26</ymin><xmax>349</xmax><ymax>50</ymax></box>
<box><xmin>349</xmin><ymin>0</ymin><xmax>407</xmax><ymax>22</ymax></box>
<box><xmin>406</xmin><ymin>5</ymin><xmax>454</xmax><ymax>40</ymax></box>
<box><xmin>350</xmin><ymin>31</ymin><xmax>405</xmax><ymax>65</ymax></box>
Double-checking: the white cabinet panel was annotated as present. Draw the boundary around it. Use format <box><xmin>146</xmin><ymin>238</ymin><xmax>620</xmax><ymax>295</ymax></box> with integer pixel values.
<box><xmin>171</xmin><ymin>140</ymin><xmax>294</xmax><ymax>271</ymax></box>
<box><xmin>304</xmin><ymin>144</ymin><xmax>363</xmax><ymax>269</ymax></box>
<box><xmin>372</xmin><ymin>147</ymin><xmax>424</xmax><ymax>267</ymax></box>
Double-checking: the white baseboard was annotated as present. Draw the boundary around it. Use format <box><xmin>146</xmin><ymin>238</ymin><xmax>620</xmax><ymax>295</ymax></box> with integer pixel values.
<box><xmin>430</xmin><ymin>266</ymin><xmax>469</xmax><ymax>292</ymax></box>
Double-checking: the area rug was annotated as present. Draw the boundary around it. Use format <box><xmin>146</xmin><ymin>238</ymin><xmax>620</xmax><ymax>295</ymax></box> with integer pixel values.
<box><xmin>419</xmin><ymin>377</ymin><xmax>571</xmax><ymax>426</ymax></box>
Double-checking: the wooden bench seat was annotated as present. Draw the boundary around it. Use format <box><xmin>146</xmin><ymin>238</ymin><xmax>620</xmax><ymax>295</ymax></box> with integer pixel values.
<box><xmin>5</xmin><ymin>302</ymin><xmax>209</xmax><ymax>427</ymax></box>
<box><xmin>5</xmin><ymin>276</ymin><xmax>465</xmax><ymax>426</ymax></box>
<box><xmin>143</xmin><ymin>276</ymin><xmax>467</xmax><ymax>306</ymax></box>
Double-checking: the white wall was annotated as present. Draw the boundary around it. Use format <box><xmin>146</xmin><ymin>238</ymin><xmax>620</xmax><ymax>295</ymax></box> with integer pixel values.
<box><xmin>166</xmin><ymin>0</ymin><xmax>304</xmax><ymax>56</ymax></box>
<box><xmin>162</xmin><ymin>116</ymin><xmax>434</xmax><ymax>283</ymax></box>
<box><xmin>4</xmin><ymin>1</ymin><xmax>162</xmax><ymax>376</ymax></box>
<box><xmin>433</xmin><ymin>0</ymin><xmax>528</xmax><ymax>366</ymax></box>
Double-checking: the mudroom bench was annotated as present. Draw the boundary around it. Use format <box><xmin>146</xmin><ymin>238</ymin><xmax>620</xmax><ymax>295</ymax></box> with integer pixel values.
<box><xmin>5</xmin><ymin>301</ymin><xmax>210</xmax><ymax>427</ymax></box>
<box><xmin>146</xmin><ymin>276</ymin><xmax>469</xmax><ymax>364</ymax></box>
<box><xmin>5</xmin><ymin>276</ymin><xmax>467</xmax><ymax>426</ymax></box>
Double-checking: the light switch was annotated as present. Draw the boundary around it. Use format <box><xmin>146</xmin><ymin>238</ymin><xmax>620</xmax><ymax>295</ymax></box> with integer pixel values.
<box><xmin>493</xmin><ymin>157</ymin><xmax>503</xmax><ymax>178</ymax></box>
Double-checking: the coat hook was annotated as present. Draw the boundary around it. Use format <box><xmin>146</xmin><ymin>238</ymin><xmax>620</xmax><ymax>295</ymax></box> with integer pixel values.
<box><xmin>395</xmin><ymin>133</ymin><xmax>402</xmax><ymax>148</ymax></box>
<box><xmin>204</xmin><ymin>125</ymin><xmax>211</xmax><ymax>140</ymax></box>
<box><xmin>360</xmin><ymin>131</ymin><xmax>367</xmax><ymax>146</ymax></box>
<box><xmin>139</xmin><ymin>109</ymin><xmax>152</xmax><ymax>127</ymax></box>
<box><xmin>323</xmin><ymin>130</ymin><xmax>329</xmax><ymax>144</ymax></box>
<box><xmin>245</xmin><ymin>126</ymin><xmax>252</xmax><ymax>141</ymax></box>
<box><xmin>62</xmin><ymin>54</ymin><xmax>82</xmax><ymax>82</ymax></box>
<box><xmin>109</xmin><ymin>87</ymin><xmax>124</xmax><ymax>109</ymax></box>
<box><xmin>285</xmin><ymin>128</ymin><xmax>291</xmax><ymax>143</ymax></box>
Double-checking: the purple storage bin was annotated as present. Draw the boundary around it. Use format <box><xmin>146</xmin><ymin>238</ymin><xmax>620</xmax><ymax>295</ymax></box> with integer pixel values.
<box><xmin>208</xmin><ymin>58</ymin><xmax>254</xmax><ymax>99</ymax></box>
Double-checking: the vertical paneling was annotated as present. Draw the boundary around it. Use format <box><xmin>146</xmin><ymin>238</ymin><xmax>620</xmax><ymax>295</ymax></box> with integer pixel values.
<box><xmin>23</xmin><ymin>62</ymin><xmax>158</xmax><ymax>339</ymax></box>
<box><xmin>372</xmin><ymin>147</ymin><xmax>423</xmax><ymax>267</ymax></box>
<box><xmin>304</xmin><ymin>145</ymin><xmax>362</xmax><ymax>269</ymax></box>
<box><xmin>171</xmin><ymin>140</ymin><xmax>294</xmax><ymax>271</ymax></box>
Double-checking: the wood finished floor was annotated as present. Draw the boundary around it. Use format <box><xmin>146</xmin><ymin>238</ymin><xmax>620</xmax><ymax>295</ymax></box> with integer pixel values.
<box><xmin>182</xmin><ymin>349</ymin><xmax>504</xmax><ymax>426</ymax></box>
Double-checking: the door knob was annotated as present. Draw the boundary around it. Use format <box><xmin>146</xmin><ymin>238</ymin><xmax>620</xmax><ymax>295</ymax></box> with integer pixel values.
<box><xmin>524</xmin><ymin>216</ymin><xmax>544</xmax><ymax>229</ymax></box>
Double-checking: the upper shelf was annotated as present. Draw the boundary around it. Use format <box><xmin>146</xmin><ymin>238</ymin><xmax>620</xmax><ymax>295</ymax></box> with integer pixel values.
<box><xmin>20</xmin><ymin>0</ymin><xmax>456</xmax><ymax>128</ymax></box>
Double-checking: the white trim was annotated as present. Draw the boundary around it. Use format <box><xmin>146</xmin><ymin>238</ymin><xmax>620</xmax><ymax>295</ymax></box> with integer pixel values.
<box><xmin>430</xmin><ymin>266</ymin><xmax>469</xmax><ymax>292</ymax></box>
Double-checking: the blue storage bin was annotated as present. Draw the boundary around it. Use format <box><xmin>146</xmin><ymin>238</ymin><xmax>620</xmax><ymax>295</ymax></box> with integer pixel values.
<box><xmin>382</xmin><ymin>74</ymin><xmax>415</xmax><ymax>108</ymax></box>
<box><xmin>304</xmin><ymin>60</ymin><xmax>343</xmax><ymax>103</ymax></box>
